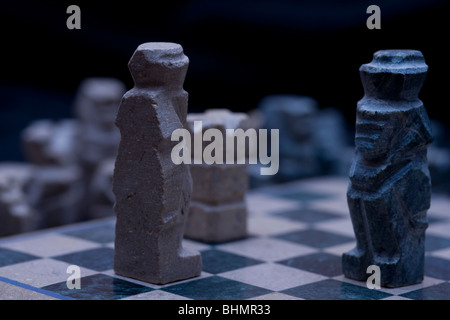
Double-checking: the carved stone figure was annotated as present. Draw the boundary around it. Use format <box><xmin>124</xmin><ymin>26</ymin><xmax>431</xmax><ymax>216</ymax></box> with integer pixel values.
<box><xmin>113</xmin><ymin>42</ymin><xmax>202</xmax><ymax>284</ymax></box>
<box><xmin>184</xmin><ymin>109</ymin><xmax>249</xmax><ymax>243</ymax></box>
<box><xmin>342</xmin><ymin>50</ymin><xmax>433</xmax><ymax>288</ymax></box>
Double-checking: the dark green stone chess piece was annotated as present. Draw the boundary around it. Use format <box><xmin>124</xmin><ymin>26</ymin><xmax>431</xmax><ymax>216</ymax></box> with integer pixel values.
<box><xmin>342</xmin><ymin>50</ymin><xmax>433</xmax><ymax>288</ymax></box>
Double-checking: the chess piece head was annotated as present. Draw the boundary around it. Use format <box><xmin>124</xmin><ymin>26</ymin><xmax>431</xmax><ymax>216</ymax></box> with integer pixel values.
<box><xmin>128</xmin><ymin>42</ymin><xmax>189</xmax><ymax>89</ymax></box>
<box><xmin>359</xmin><ymin>49</ymin><xmax>428</xmax><ymax>101</ymax></box>
<box><xmin>355</xmin><ymin>50</ymin><xmax>432</xmax><ymax>162</ymax></box>
<box><xmin>74</xmin><ymin>77</ymin><xmax>126</xmax><ymax>126</ymax></box>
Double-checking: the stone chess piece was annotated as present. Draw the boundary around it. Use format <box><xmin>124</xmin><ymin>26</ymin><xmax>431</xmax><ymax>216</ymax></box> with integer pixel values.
<box><xmin>113</xmin><ymin>42</ymin><xmax>202</xmax><ymax>284</ymax></box>
<box><xmin>342</xmin><ymin>49</ymin><xmax>433</xmax><ymax>287</ymax></box>
<box><xmin>184</xmin><ymin>109</ymin><xmax>249</xmax><ymax>243</ymax></box>
<box><xmin>258</xmin><ymin>95</ymin><xmax>320</xmax><ymax>182</ymax></box>
<box><xmin>0</xmin><ymin>163</ymin><xmax>37</xmax><ymax>236</ymax></box>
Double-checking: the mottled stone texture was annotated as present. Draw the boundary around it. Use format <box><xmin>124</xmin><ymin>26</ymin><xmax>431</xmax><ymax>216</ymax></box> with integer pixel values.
<box><xmin>21</xmin><ymin>119</ymin><xmax>78</xmax><ymax>166</ymax></box>
<box><xmin>113</xmin><ymin>42</ymin><xmax>201</xmax><ymax>284</ymax></box>
<box><xmin>259</xmin><ymin>95</ymin><xmax>319</xmax><ymax>182</ymax></box>
<box><xmin>18</xmin><ymin>77</ymin><xmax>126</xmax><ymax>227</ymax></box>
<box><xmin>0</xmin><ymin>163</ymin><xmax>37</xmax><ymax>237</ymax></box>
<box><xmin>74</xmin><ymin>77</ymin><xmax>126</xmax><ymax>220</ymax></box>
<box><xmin>342</xmin><ymin>50</ymin><xmax>433</xmax><ymax>288</ymax></box>
<box><xmin>74</xmin><ymin>77</ymin><xmax>125</xmax><ymax>168</ymax></box>
<box><xmin>89</xmin><ymin>158</ymin><xmax>115</xmax><ymax>219</ymax></box>
<box><xmin>184</xmin><ymin>109</ymin><xmax>249</xmax><ymax>243</ymax></box>
<box><xmin>27</xmin><ymin>165</ymin><xmax>83</xmax><ymax>228</ymax></box>
<box><xmin>20</xmin><ymin>119</ymin><xmax>84</xmax><ymax>229</ymax></box>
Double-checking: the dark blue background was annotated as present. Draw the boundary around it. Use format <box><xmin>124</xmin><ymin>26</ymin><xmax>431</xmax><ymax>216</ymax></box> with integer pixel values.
<box><xmin>1</xmin><ymin>0</ymin><xmax>448</xmax><ymax>161</ymax></box>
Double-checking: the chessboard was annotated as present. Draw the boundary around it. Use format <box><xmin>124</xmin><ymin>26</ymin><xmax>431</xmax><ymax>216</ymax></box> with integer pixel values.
<box><xmin>0</xmin><ymin>176</ymin><xmax>449</xmax><ymax>301</ymax></box>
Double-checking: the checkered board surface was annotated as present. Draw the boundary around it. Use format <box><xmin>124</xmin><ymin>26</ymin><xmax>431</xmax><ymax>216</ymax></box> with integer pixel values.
<box><xmin>0</xmin><ymin>176</ymin><xmax>449</xmax><ymax>300</ymax></box>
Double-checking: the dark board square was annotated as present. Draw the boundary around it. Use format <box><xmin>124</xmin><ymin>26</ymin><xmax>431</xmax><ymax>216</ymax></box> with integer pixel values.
<box><xmin>42</xmin><ymin>273</ymin><xmax>153</xmax><ymax>300</ymax></box>
<box><xmin>424</xmin><ymin>256</ymin><xmax>450</xmax><ymax>281</ymax></box>
<box><xmin>274</xmin><ymin>208</ymin><xmax>341</xmax><ymax>223</ymax></box>
<box><xmin>281</xmin><ymin>279</ymin><xmax>392</xmax><ymax>300</ymax></box>
<box><xmin>201</xmin><ymin>249</ymin><xmax>263</xmax><ymax>274</ymax></box>
<box><xmin>401</xmin><ymin>282</ymin><xmax>450</xmax><ymax>300</ymax></box>
<box><xmin>63</xmin><ymin>224</ymin><xmax>115</xmax><ymax>244</ymax></box>
<box><xmin>162</xmin><ymin>275</ymin><xmax>270</xmax><ymax>300</ymax></box>
<box><xmin>0</xmin><ymin>247</ymin><xmax>39</xmax><ymax>268</ymax></box>
<box><xmin>51</xmin><ymin>247</ymin><xmax>114</xmax><ymax>272</ymax></box>
<box><xmin>425</xmin><ymin>235</ymin><xmax>450</xmax><ymax>252</ymax></box>
<box><xmin>427</xmin><ymin>215</ymin><xmax>445</xmax><ymax>225</ymax></box>
<box><xmin>277</xmin><ymin>252</ymin><xmax>342</xmax><ymax>277</ymax></box>
<box><xmin>272</xmin><ymin>190</ymin><xmax>332</xmax><ymax>202</ymax></box>
<box><xmin>275</xmin><ymin>229</ymin><xmax>354</xmax><ymax>249</ymax></box>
